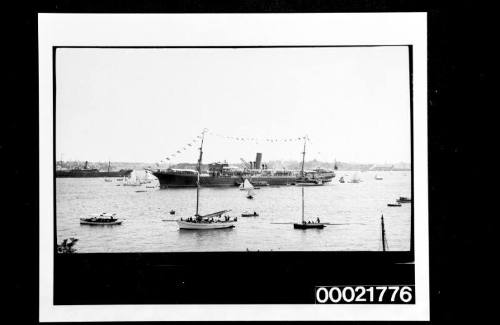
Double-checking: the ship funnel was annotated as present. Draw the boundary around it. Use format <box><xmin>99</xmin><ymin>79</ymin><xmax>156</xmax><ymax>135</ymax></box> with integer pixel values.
<box><xmin>255</xmin><ymin>153</ymin><xmax>262</xmax><ymax>169</ymax></box>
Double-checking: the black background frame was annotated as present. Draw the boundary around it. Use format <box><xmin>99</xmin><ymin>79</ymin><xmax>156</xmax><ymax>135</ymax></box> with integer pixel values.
<box><xmin>5</xmin><ymin>0</ymin><xmax>490</xmax><ymax>323</ymax></box>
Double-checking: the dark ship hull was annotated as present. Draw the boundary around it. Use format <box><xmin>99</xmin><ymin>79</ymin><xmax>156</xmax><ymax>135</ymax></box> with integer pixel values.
<box><xmin>56</xmin><ymin>169</ymin><xmax>133</xmax><ymax>178</ymax></box>
<box><xmin>152</xmin><ymin>171</ymin><xmax>297</xmax><ymax>188</ymax></box>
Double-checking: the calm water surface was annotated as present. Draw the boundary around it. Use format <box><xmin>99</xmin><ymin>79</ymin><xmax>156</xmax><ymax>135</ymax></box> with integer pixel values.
<box><xmin>56</xmin><ymin>171</ymin><xmax>411</xmax><ymax>252</ymax></box>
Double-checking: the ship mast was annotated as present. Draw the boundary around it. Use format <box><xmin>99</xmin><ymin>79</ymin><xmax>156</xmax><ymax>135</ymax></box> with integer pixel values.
<box><xmin>301</xmin><ymin>186</ymin><xmax>305</xmax><ymax>224</ymax></box>
<box><xmin>195</xmin><ymin>129</ymin><xmax>207</xmax><ymax>218</ymax></box>
<box><xmin>301</xmin><ymin>136</ymin><xmax>307</xmax><ymax>177</ymax></box>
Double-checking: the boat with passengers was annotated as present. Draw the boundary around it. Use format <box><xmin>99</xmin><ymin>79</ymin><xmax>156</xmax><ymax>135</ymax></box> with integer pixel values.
<box><xmin>80</xmin><ymin>213</ymin><xmax>122</xmax><ymax>225</ymax></box>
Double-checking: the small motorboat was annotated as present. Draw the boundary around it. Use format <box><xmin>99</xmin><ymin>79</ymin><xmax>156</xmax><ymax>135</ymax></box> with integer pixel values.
<box><xmin>241</xmin><ymin>211</ymin><xmax>259</xmax><ymax>217</ymax></box>
<box><xmin>396</xmin><ymin>196</ymin><xmax>412</xmax><ymax>203</ymax></box>
<box><xmin>246</xmin><ymin>194</ymin><xmax>254</xmax><ymax>199</ymax></box>
<box><xmin>135</xmin><ymin>190</ymin><xmax>147</xmax><ymax>193</ymax></box>
<box><xmin>387</xmin><ymin>203</ymin><xmax>402</xmax><ymax>207</ymax></box>
<box><xmin>375</xmin><ymin>174</ymin><xmax>383</xmax><ymax>180</ymax></box>
<box><xmin>339</xmin><ymin>176</ymin><xmax>345</xmax><ymax>183</ymax></box>
<box><xmin>80</xmin><ymin>213</ymin><xmax>122</xmax><ymax>225</ymax></box>
<box><xmin>169</xmin><ymin>210</ymin><xmax>175</xmax><ymax>215</ymax></box>
<box><xmin>104</xmin><ymin>178</ymin><xmax>113</xmax><ymax>182</ymax></box>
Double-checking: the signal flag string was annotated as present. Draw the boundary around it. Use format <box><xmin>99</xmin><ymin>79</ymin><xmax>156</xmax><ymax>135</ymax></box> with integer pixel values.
<box><xmin>158</xmin><ymin>129</ymin><xmax>309</xmax><ymax>165</ymax></box>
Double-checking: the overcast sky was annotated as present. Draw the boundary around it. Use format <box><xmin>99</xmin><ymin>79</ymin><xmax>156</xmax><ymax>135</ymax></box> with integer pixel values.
<box><xmin>56</xmin><ymin>47</ymin><xmax>411</xmax><ymax>164</ymax></box>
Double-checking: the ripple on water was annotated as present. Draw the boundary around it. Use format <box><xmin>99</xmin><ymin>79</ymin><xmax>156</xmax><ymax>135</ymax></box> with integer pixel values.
<box><xmin>56</xmin><ymin>171</ymin><xmax>411</xmax><ymax>252</ymax></box>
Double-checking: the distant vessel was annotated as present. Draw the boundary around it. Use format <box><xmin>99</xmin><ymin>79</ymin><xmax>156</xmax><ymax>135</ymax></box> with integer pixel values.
<box><xmin>293</xmin><ymin>187</ymin><xmax>325</xmax><ymax>229</ymax></box>
<box><xmin>140</xmin><ymin>170</ymin><xmax>155</xmax><ymax>184</ymax></box>
<box><xmin>396</xmin><ymin>196</ymin><xmax>411</xmax><ymax>203</ymax></box>
<box><xmin>295</xmin><ymin>136</ymin><xmax>326</xmax><ymax>186</ymax></box>
<box><xmin>387</xmin><ymin>202</ymin><xmax>402</xmax><ymax>207</ymax></box>
<box><xmin>56</xmin><ymin>161</ymin><xmax>133</xmax><ymax>178</ymax></box>
<box><xmin>349</xmin><ymin>173</ymin><xmax>362</xmax><ymax>183</ymax></box>
<box><xmin>123</xmin><ymin>172</ymin><xmax>142</xmax><ymax>186</ymax></box>
<box><xmin>241</xmin><ymin>211</ymin><xmax>259</xmax><ymax>217</ymax></box>
<box><xmin>239</xmin><ymin>179</ymin><xmax>254</xmax><ymax>191</ymax></box>
<box><xmin>241</xmin><ymin>179</ymin><xmax>255</xmax><ymax>199</ymax></box>
<box><xmin>339</xmin><ymin>176</ymin><xmax>345</xmax><ymax>183</ymax></box>
<box><xmin>246</xmin><ymin>190</ymin><xmax>255</xmax><ymax>199</ymax></box>
<box><xmin>375</xmin><ymin>174</ymin><xmax>383</xmax><ymax>180</ymax></box>
<box><xmin>152</xmin><ymin>153</ymin><xmax>297</xmax><ymax>188</ymax></box>
<box><xmin>311</xmin><ymin>168</ymin><xmax>335</xmax><ymax>182</ymax></box>
<box><xmin>176</xmin><ymin>129</ymin><xmax>237</xmax><ymax>230</ymax></box>
<box><xmin>80</xmin><ymin>213</ymin><xmax>122</xmax><ymax>225</ymax></box>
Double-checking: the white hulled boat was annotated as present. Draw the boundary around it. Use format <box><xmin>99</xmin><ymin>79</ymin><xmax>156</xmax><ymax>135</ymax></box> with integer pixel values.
<box><xmin>177</xmin><ymin>129</ymin><xmax>237</xmax><ymax>230</ymax></box>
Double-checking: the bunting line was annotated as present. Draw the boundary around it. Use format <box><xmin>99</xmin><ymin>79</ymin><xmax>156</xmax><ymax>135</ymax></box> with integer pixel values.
<box><xmin>157</xmin><ymin>129</ymin><xmax>309</xmax><ymax>165</ymax></box>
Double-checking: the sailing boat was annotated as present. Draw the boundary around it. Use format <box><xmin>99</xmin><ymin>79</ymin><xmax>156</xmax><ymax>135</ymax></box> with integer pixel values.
<box><xmin>295</xmin><ymin>136</ymin><xmax>324</xmax><ymax>186</ymax></box>
<box><xmin>177</xmin><ymin>129</ymin><xmax>237</xmax><ymax>230</ymax></box>
<box><xmin>349</xmin><ymin>172</ymin><xmax>362</xmax><ymax>183</ymax></box>
<box><xmin>246</xmin><ymin>189</ymin><xmax>255</xmax><ymax>199</ymax></box>
<box><xmin>293</xmin><ymin>186</ymin><xmax>326</xmax><ymax>229</ymax></box>
<box><xmin>123</xmin><ymin>171</ymin><xmax>141</xmax><ymax>186</ymax></box>
<box><xmin>239</xmin><ymin>179</ymin><xmax>254</xmax><ymax>190</ymax></box>
<box><xmin>240</xmin><ymin>179</ymin><xmax>256</xmax><ymax>199</ymax></box>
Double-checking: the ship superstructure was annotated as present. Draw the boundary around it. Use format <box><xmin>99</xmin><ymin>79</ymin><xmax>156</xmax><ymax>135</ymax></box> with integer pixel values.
<box><xmin>152</xmin><ymin>153</ymin><xmax>301</xmax><ymax>188</ymax></box>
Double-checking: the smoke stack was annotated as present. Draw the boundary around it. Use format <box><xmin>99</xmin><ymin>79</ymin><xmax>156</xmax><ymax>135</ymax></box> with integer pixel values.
<box><xmin>255</xmin><ymin>153</ymin><xmax>262</xmax><ymax>169</ymax></box>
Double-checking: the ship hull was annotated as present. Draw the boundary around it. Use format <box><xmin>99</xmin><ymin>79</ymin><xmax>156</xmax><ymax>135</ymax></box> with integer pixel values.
<box><xmin>177</xmin><ymin>220</ymin><xmax>236</xmax><ymax>230</ymax></box>
<box><xmin>153</xmin><ymin>171</ymin><xmax>297</xmax><ymax>188</ymax></box>
<box><xmin>56</xmin><ymin>169</ymin><xmax>133</xmax><ymax>178</ymax></box>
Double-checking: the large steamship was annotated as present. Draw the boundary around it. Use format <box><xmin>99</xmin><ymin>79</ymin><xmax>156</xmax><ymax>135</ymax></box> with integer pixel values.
<box><xmin>151</xmin><ymin>153</ymin><xmax>334</xmax><ymax>188</ymax></box>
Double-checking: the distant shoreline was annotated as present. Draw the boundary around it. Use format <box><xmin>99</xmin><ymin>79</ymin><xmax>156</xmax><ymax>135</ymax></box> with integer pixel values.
<box><xmin>56</xmin><ymin>160</ymin><xmax>411</xmax><ymax>172</ymax></box>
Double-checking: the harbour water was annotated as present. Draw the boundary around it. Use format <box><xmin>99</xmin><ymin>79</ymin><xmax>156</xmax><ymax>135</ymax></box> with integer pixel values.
<box><xmin>56</xmin><ymin>171</ymin><xmax>411</xmax><ymax>252</ymax></box>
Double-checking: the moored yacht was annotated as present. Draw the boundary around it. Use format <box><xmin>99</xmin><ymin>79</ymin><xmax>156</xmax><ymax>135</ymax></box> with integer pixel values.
<box><xmin>176</xmin><ymin>129</ymin><xmax>237</xmax><ymax>230</ymax></box>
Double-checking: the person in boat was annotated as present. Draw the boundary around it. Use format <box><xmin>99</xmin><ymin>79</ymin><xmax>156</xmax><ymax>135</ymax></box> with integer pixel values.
<box><xmin>254</xmin><ymin>211</ymin><xmax>257</xmax><ymax>216</ymax></box>
<box><xmin>317</xmin><ymin>217</ymin><xmax>320</xmax><ymax>224</ymax></box>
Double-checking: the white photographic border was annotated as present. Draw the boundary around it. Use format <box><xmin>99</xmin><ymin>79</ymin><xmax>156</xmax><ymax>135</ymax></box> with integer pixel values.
<box><xmin>39</xmin><ymin>13</ymin><xmax>428</xmax><ymax>321</ymax></box>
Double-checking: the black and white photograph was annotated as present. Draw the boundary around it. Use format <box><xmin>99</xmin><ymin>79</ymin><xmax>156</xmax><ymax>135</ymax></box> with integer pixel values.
<box><xmin>55</xmin><ymin>46</ymin><xmax>412</xmax><ymax>252</ymax></box>
<box><xmin>37</xmin><ymin>13</ymin><xmax>429</xmax><ymax>321</ymax></box>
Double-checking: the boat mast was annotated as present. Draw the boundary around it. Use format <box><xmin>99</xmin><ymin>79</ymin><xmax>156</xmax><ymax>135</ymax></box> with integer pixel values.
<box><xmin>381</xmin><ymin>214</ymin><xmax>387</xmax><ymax>251</ymax></box>
<box><xmin>107</xmin><ymin>161</ymin><xmax>110</xmax><ymax>173</ymax></box>
<box><xmin>195</xmin><ymin>129</ymin><xmax>207</xmax><ymax>217</ymax></box>
<box><xmin>301</xmin><ymin>136</ymin><xmax>307</xmax><ymax>177</ymax></box>
<box><xmin>301</xmin><ymin>186</ymin><xmax>305</xmax><ymax>223</ymax></box>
